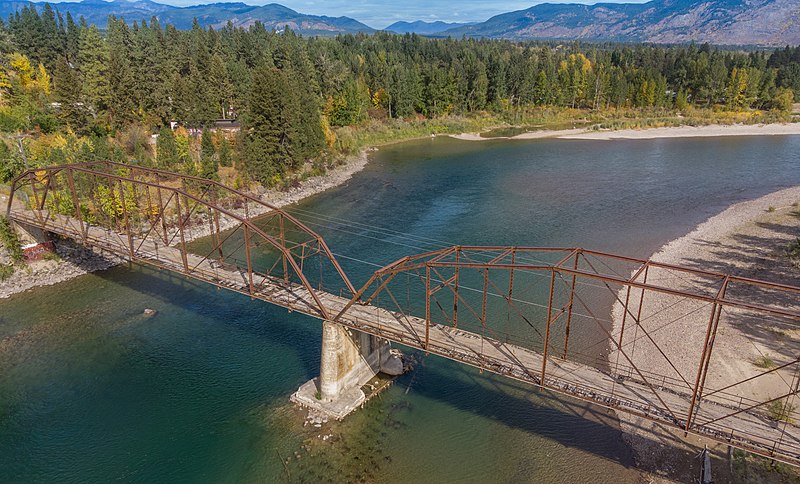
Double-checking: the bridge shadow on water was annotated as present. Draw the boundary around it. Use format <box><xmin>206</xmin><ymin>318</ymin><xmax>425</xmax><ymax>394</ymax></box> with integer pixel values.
<box><xmin>397</xmin><ymin>350</ymin><xmax>713</xmax><ymax>478</ymax></box>
<box><xmin>89</xmin><ymin>261</ymin><xmax>326</xmax><ymax>380</ymax></box>
<box><xmin>90</xmin><ymin>259</ymin><xmax>716</xmax><ymax>479</ymax></box>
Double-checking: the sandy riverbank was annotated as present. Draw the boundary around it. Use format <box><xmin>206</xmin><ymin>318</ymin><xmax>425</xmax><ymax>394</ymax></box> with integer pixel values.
<box><xmin>0</xmin><ymin>150</ymin><xmax>371</xmax><ymax>299</ymax></box>
<box><xmin>450</xmin><ymin>122</ymin><xmax>800</xmax><ymax>142</ymax></box>
<box><xmin>449</xmin><ymin>128</ymin><xmax>588</xmax><ymax>140</ymax></box>
<box><xmin>562</xmin><ymin>123</ymin><xmax>800</xmax><ymax>140</ymax></box>
<box><xmin>610</xmin><ymin>186</ymin><xmax>800</xmax><ymax>482</ymax></box>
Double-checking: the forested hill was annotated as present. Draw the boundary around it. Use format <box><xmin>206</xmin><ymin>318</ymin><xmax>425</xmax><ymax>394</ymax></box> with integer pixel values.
<box><xmin>0</xmin><ymin>0</ymin><xmax>375</xmax><ymax>34</ymax></box>
<box><xmin>1</xmin><ymin>6</ymin><xmax>800</xmax><ymax>192</ymax></box>
<box><xmin>441</xmin><ymin>0</ymin><xmax>800</xmax><ymax>46</ymax></box>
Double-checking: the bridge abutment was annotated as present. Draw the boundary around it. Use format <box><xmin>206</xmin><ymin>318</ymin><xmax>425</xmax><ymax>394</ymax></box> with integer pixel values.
<box><xmin>11</xmin><ymin>219</ymin><xmax>51</xmax><ymax>246</ymax></box>
<box><xmin>292</xmin><ymin>320</ymin><xmax>399</xmax><ymax>419</ymax></box>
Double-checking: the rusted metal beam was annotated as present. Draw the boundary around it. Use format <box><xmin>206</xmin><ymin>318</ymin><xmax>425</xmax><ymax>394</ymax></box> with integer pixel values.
<box><xmin>541</xmin><ymin>269</ymin><xmax>557</xmax><ymax>383</ymax></box>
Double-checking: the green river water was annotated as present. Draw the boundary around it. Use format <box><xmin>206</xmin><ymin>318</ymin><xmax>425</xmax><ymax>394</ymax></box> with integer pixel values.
<box><xmin>2</xmin><ymin>135</ymin><xmax>800</xmax><ymax>483</ymax></box>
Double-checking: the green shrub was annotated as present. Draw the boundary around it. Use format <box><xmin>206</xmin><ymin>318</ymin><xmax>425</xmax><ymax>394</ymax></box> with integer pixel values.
<box><xmin>0</xmin><ymin>262</ymin><xmax>13</xmax><ymax>281</ymax></box>
<box><xmin>767</xmin><ymin>399</ymin><xmax>795</xmax><ymax>423</ymax></box>
<box><xmin>753</xmin><ymin>355</ymin><xmax>776</xmax><ymax>369</ymax></box>
<box><xmin>0</xmin><ymin>216</ymin><xmax>23</xmax><ymax>263</ymax></box>
<box><xmin>787</xmin><ymin>238</ymin><xmax>800</xmax><ymax>268</ymax></box>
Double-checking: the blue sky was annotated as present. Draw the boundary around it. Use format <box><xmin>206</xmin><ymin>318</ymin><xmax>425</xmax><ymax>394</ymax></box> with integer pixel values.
<box><xmin>152</xmin><ymin>0</ymin><xmax>650</xmax><ymax>29</ymax></box>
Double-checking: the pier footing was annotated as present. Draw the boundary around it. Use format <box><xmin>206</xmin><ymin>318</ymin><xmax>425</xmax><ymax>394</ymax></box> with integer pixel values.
<box><xmin>291</xmin><ymin>320</ymin><xmax>404</xmax><ymax>419</ymax></box>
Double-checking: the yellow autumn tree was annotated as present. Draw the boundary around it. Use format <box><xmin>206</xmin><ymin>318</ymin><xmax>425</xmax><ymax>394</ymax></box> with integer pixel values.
<box><xmin>8</xmin><ymin>53</ymin><xmax>35</xmax><ymax>91</ymax></box>
<box><xmin>558</xmin><ymin>53</ymin><xmax>593</xmax><ymax>108</ymax></box>
<box><xmin>35</xmin><ymin>64</ymin><xmax>51</xmax><ymax>95</ymax></box>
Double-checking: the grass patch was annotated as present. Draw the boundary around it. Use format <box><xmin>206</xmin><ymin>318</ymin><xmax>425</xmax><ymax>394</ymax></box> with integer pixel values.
<box><xmin>754</xmin><ymin>355</ymin><xmax>777</xmax><ymax>369</ymax></box>
<box><xmin>731</xmin><ymin>448</ymin><xmax>800</xmax><ymax>482</ymax></box>
<box><xmin>767</xmin><ymin>399</ymin><xmax>796</xmax><ymax>423</ymax></box>
<box><xmin>787</xmin><ymin>238</ymin><xmax>800</xmax><ymax>268</ymax></box>
<box><xmin>0</xmin><ymin>262</ymin><xmax>13</xmax><ymax>281</ymax></box>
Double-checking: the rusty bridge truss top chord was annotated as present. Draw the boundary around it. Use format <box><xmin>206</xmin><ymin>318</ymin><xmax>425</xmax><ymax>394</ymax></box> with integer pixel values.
<box><xmin>6</xmin><ymin>161</ymin><xmax>800</xmax><ymax>466</ymax></box>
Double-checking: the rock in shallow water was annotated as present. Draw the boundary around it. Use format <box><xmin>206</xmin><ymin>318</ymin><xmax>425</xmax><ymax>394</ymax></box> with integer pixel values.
<box><xmin>381</xmin><ymin>352</ymin><xmax>404</xmax><ymax>376</ymax></box>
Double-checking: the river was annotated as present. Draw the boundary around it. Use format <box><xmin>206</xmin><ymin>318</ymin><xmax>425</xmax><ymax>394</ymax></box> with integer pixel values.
<box><xmin>2</xmin><ymin>135</ymin><xmax>800</xmax><ymax>482</ymax></box>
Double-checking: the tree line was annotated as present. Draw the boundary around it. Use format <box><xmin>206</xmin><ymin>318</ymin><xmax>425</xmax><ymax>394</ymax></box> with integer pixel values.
<box><xmin>0</xmin><ymin>4</ymin><xmax>799</xmax><ymax>186</ymax></box>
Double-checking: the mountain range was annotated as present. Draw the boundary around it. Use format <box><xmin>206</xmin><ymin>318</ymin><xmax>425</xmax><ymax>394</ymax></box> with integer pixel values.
<box><xmin>0</xmin><ymin>0</ymin><xmax>797</xmax><ymax>45</ymax></box>
<box><xmin>0</xmin><ymin>0</ymin><xmax>375</xmax><ymax>34</ymax></box>
<box><xmin>385</xmin><ymin>20</ymin><xmax>472</xmax><ymax>35</ymax></box>
<box><xmin>440</xmin><ymin>0</ymin><xmax>800</xmax><ymax>46</ymax></box>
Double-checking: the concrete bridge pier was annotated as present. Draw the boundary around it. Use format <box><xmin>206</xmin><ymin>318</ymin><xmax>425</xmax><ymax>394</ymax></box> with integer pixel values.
<box><xmin>292</xmin><ymin>320</ymin><xmax>400</xmax><ymax>419</ymax></box>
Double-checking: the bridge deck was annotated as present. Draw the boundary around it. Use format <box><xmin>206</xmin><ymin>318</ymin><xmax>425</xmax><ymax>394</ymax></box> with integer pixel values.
<box><xmin>11</xmin><ymin>209</ymin><xmax>800</xmax><ymax>465</ymax></box>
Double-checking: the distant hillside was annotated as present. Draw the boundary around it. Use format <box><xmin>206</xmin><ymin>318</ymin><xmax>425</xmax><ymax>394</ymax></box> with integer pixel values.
<box><xmin>385</xmin><ymin>20</ymin><xmax>471</xmax><ymax>35</ymax></box>
<box><xmin>0</xmin><ymin>0</ymin><xmax>375</xmax><ymax>34</ymax></box>
<box><xmin>440</xmin><ymin>0</ymin><xmax>800</xmax><ymax>46</ymax></box>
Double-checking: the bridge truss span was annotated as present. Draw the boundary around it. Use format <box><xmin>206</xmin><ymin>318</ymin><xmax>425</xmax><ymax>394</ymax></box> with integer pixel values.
<box><xmin>5</xmin><ymin>160</ymin><xmax>355</xmax><ymax>319</ymax></box>
<box><xmin>6</xmin><ymin>163</ymin><xmax>800</xmax><ymax>466</ymax></box>
<box><xmin>334</xmin><ymin>246</ymin><xmax>800</xmax><ymax>465</ymax></box>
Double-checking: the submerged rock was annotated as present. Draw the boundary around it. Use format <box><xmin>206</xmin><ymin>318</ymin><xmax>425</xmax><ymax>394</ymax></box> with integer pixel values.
<box><xmin>381</xmin><ymin>351</ymin><xmax>404</xmax><ymax>376</ymax></box>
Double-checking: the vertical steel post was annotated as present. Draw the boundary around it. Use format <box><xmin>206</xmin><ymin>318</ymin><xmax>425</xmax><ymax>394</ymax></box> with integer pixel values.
<box><xmin>453</xmin><ymin>248</ymin><xmax>459</xmax><ymax>328</ymax></box>
<box><xmin>685</xmin><ymin>301</ymin><xmax>722</xmax><ymax>431</ymax></box>
<box><xmin>563</xmin><ymin>251</ymin><xmax>579</xmax><ymax>359</ymax></box>
<box><xmin>175</xmin><ymin>194</ymin><xmax>189</xmax><ymax>272</ymax></box>
<box><xmin>156</xmin><ymin>187</ymin><xmax>168</xmax><ymax>244</ymax></box>
<box><xmin>66</xmin><ymin>169</ymin><xmax>86</xmax><ymax>243</ymax></box>
<box><xmin>541</xmin><ymin>268</ymin><xmax>557</xmax><ymax>384</ymax></box>
<box><xmin>208</xmin><ymin>201</ymin><xmax>218</xmax><ymax>257</ymax></box>
<box><xmin>508</xmin><ymin>249</ymin><xmax>516</xmax><ymax>300</ymax></box>
<box><xmin>211</xmin><ymin>192</ymin><xmax>224</xmax><ymax>261</ymax></box>
<box><xmin>481</xmin><ymin>268</ymin><xmax>489</xmax><ymax>367</ymax></box>
<box><xmin>38</xmin><ymin>173</ymin><xmax>51</xmax><ymax>211</ymax></box>
<box><xmin>244</xmin><ymin>224</ymin><xmax>255</xmax><ymax>295</ymax></box>
<box><xmin>29</xmin><ymin>172</ymin><xmax>42</xmax><ymax>223</ymax></box>
<box><xmin>617</xmin><ymin>286</ymin><xmax>633</xmax><ymax>362</ymax></box>
<box><xmin>686</xmin><ymin>277</ymin><xmax>730</xmax><ymax>431</ymax></box>
<box><xmin>118</xmin><ymin>180</ymin><xmax>135</xmax><ymax>258</ymax></box>
<box><xmin>425</xmin><ymin>264</ymin><xmax>431</xmax><ymax>350</ymax></box>
<box><xmin>280</xmin><ymin>215</ymin><xmax>288</xmax><ymax>282</ymax></box>
<box><xmin>481</xmin><ymin>268</ymin><xmax>488</xmax><ymax>326</ymax></box>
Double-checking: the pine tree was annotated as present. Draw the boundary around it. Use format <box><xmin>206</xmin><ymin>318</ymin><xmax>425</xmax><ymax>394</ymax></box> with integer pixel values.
<box><xmin>106</xmin><ymin>17</ymin><xmax>136</xmax><ymax>127</ymax></box>
<box><xmin>39</xmin><ymin>4</ymin><xmax>62</xmax><ymax>69</ymax></box>
<box><xmin>218</xmin><ymin>135</ymin><xmax>231</xmax><ymax>167</ymax></box>
<box><xmin>155</xmin><ymin>126</ymin><xmax>178</xmax><ymax>169</ymax></box>
<box><xmin>209</xmin><ymin>52</ymin><xmax>232</xmax><ymax>119</ymax></box>
<box><xmin>243</xmin><ymin>64</ymin><xmax>301</xmax><ymax>184</ymax></box>
<box><xmin>65</xmin><ymin>12</ymin><xmax>79</xmax><ymax>62</ymax></box>
<box><xmin>77</xmin><ymin>24</ymin><xmax>109</xmax><ymax>119</ymax></box>
<box><xmin>200</xmin><ymin>128</ymin><xmax>217</xmax><ymax>179</ymax></box>
<box><xmin>54</xmin><ymin>56</ymin><xmax>85</xmax><ymax>129</ymax></box>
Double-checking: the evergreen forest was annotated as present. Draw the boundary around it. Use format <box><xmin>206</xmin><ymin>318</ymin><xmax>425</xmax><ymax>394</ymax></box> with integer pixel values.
<box><xmin>1</xmin><ymin>4</ymin><xmax>800</xmax><ymax>187</ymax></box>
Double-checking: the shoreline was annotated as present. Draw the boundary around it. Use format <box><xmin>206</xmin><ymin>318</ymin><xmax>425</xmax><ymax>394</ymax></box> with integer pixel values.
<box><xmin>4</xmin><ymin>120</ymin><xmax>800</xmax><ymax>301</ymax></box>
<box><xmin>0</xmin><ymin>150</ymin><xmax>371</xmax><ymax>299</ymax></box>
<box><xmin>610</xmin><ymin>186</ymin><xmax>800</xmax><ymax>482</ymax></box>
<box><xmin>449</xmin><ymin>122</ymin><xmax>800</xmax><ymax>142</ymax></box>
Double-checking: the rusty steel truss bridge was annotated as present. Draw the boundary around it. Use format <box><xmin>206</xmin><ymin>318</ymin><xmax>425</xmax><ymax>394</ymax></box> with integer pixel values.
<box><xmin>6</xmin><ymin>161</ymin><xmax>800</xmax><ymax>466</ymax></box>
